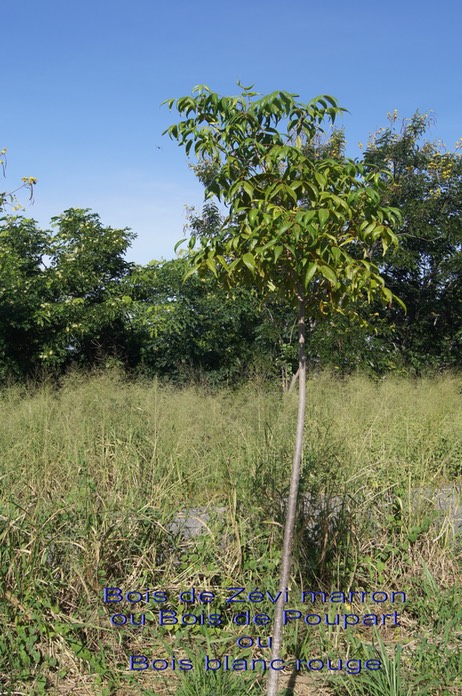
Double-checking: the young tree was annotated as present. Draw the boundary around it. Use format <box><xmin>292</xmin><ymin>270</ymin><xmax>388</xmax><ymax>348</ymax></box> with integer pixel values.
<box><xmin>164</xmin><ymin>84</ymin><xmax>403</xmax><ymax>696</ymax></box>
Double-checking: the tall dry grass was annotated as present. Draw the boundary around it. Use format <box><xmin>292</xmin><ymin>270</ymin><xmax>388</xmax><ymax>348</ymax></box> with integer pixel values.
<box><xmin>0</xmin><ymin>370</ymin><xmax>460</xmax><ymax>694</ymax></box>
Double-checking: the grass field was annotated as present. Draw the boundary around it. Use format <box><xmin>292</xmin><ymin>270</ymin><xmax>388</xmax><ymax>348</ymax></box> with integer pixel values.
<box><xmin>0</xmin><ymin>370</ymin><xmax>461</xmax><ymax>695</ymax></box>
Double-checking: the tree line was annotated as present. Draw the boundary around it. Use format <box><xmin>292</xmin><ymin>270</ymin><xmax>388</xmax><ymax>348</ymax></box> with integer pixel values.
<box><xmin>1</xmin><ymin>111</ymin><xmax>461</xmax><ymax>384</ymax></box>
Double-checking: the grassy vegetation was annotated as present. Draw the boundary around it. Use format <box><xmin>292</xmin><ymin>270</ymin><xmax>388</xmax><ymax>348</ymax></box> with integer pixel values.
<box><xmin>0</xmin><ymin>370</ymin><xmax>461</xmax><ymax>695</ymax></box>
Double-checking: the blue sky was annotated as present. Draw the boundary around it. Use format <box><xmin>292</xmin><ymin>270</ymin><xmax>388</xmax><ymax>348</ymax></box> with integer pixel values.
<box><xmin>3</xmin><ymin>0</ymin><xmax>461</xmax><ymax>264</ymax></box>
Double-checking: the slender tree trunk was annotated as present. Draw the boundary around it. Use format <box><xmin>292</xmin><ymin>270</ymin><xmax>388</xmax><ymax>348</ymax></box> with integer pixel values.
<box><xmin>287</xmin><ymin>368</ymin><xmax>300</xmax><ymax>393</ymax></box>
<box><xmin>266</xmin><ymin>294</ymin><xmax>306</xmax><ymax>696</ymax></box>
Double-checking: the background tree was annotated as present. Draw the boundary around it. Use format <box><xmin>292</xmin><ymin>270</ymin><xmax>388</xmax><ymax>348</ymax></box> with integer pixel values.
<box><xmin>123</xmin><ymin>257</ymin><xmax>265</xmax><ymax>382</ymax></box>
<box><xmin>363</xmin><ymin>112</ymin><xmax>462</xmax><ymax>370</ymax></box>
<box><xmin>0</xmin><ymin>216</ymin><xmax>49</xmax><ymax>378</ymax></box>
<box><xmin>41</xmin><ymin>208</ymin><xmax>136</xmax><ymax>369</ymax></box>
<box><xmin>0</xmin><ymin>208</ymin><xmax>138</xmax><ymax>380</ymax></box>
<box><xmin>164</xmin><ymin>84</ymin><xmax>403</xmax><ymax>695</ymax></box>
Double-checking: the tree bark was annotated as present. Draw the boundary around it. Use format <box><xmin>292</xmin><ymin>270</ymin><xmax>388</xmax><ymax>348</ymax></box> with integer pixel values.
<box><xmin>287</xmin><ymin>368</ymin><xmax>300</xmax><ymax>393</ymax></box>
<box><xmin>266</xmin><ymin>294</ymin><xmax>306</xmax><ymax>696</ymax></box>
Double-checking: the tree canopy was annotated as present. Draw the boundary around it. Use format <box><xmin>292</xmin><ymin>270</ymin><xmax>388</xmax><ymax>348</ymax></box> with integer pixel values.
<box><xmin>0</xmin><ymin>104</ymin><xmax>460</xmax><ymax>384</ymax></box>
<box><xmin>165</xmin><ymin>84</ymin><xmax>403</xmax><ymax>318</ymax></box>
<box><xmin>363</xmin><ymin>112</ymin><xmax>462</xmax><ymax>369</ymax></box>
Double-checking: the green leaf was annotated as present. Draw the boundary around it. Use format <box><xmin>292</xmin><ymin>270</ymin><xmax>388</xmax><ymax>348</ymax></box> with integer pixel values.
<box><xmin>183</xmin><ymin>265</ymin><xmax>198</xmax><ymax>281</ymax></box>
<box><xmin>205</xmin><ymin>256</ymin><xmax>218</xmax><ymax>276</ymax></box>
<box><xmin>242</xmin><ymin>181</ymin><xmax>254</xmax><ymax>198</ymax></box>
<box><xmin>382</xmin><ymin>287</ymin><xmax>393</xmax><ymax>304</ymax></box>
<box><xmin>315</xmin><ymin>172</ymin><xmax>327</xmax><ymax>188</ymax></box>
<box><xmin>299</xmin><ymin>211</ymin><xmax>317</xmax><ymax>226</ymax></box>
<box><xmin>304</xmin><ymin>262</ymin><xmax>317</xmax><ymax>286</ymax></box>
<box><xmin>274</xmin><ymin>245</ymin><xmax>284</xmax><ymax>262</ymax></box>
<box><xmin>248</xmin><ymin>209</ymin><xmax>258</xmax><ymax>225</ymax></box>
<box><xmin>216</xmin><ymin>254</ymin><xmax>228</xmax><ymax>270</ymax></box>
<box><xmin>318</xmin><ymin>209</ymin><xmax>329</xmax><ymax>226</ymax></box>
<box><xmin>174</xmin><ymin>237</ymin><xmax>186</xmax><ymax>253</ymax></box>
<box><xmin>319</xmin><ymin>264</ymin><xmax>337</xmax><ymax>285</ymax></box>
<box><xmin>242</xmin><ymin>252</ymin><xmax>256</xmax><ymax>273</ymax></box>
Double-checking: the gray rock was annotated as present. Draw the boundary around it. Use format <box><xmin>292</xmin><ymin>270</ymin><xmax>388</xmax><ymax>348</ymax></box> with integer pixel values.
<box><xmin>168</xmin><ymin>485</ymin><xmax>462</xmax><ymax>539</ymax></box>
